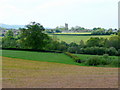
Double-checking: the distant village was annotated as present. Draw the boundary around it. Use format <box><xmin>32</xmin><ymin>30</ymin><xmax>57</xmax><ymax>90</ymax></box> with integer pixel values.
<box><xmin>0</xmin><ymin>23</ymin><xmax>118</xmax><ymax>37</ymax></box>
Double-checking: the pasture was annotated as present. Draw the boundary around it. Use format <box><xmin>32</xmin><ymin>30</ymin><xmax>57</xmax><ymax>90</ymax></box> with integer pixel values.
<box><xmin>1</xmin><ymin>50</ymin><xmax>79</xmax><ymax>65</ymax></box>
<box><xmin>2</xmin><ymin>50</ymin><xmax>118</xmax><ymax>67</ymax></box>
<box><xmin>2</xmin><ymin>56</ymin><xmax>118</xmax><ymax>88</ymax></box>
<box><xmin>51</xmin><ymin>35</ymin><xmax>111</xmax><ymax>44</ymax></box>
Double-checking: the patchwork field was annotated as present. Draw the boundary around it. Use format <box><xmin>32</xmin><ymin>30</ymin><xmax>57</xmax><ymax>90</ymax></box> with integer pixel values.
<box><xmin>2</xmin><ymin>56</ymin><xmax>118</xmax><ymax>88</ymax></box>
<box><xmin>51</xmin><ymin>35</ymin><xmax>111</xmax><ymax>44</ymax></box>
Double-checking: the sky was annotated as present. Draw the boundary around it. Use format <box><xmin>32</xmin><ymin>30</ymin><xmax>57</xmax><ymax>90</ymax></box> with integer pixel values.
<box><xmin>0</xmin><ymin>0</ymin><xmax>119</xmax><ymax>29</ymax></box>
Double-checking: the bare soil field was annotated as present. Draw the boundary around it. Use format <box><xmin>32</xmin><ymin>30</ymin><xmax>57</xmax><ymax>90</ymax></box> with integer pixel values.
<box><xmin>2</xmin><ymin>56</ymin><xmax>118</xmax><ymax>88</ymax></box>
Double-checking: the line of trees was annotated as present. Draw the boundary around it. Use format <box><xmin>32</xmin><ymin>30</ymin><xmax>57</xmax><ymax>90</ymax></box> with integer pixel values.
<box><xmin>1</xmin><ymin>22</ymin><xmax>120</xmax><ymax>56</ymax></box>
<box><xmin>91</xmin><ymin>28</ymin><xmax>117</xmax><ymax>35</ymax></box>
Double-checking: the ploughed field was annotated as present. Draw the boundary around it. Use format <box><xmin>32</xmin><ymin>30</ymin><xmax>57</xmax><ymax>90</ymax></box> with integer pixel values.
<box><xmin>2</xmin><ymin>50</ymin><xmax>119</xmax><ymax>88</ymax></box>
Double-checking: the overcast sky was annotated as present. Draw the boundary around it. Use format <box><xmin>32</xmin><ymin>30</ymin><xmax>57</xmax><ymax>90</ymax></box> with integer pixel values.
<box><xmin>0</xmin><ymin>0</ymin><xmax>119</xmax><ymax>29</ymax></box>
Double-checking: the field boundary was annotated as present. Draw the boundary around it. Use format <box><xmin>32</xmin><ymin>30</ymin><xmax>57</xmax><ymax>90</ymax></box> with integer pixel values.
<box><xmin>1</xmin><ymin>48</ymin><xmax>63</xmax><ymax>53</ymax></box>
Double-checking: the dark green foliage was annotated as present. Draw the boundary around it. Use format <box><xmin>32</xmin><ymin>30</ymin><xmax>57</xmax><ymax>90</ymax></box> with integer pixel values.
<box><xmin>106</xmin><ymin>47</ymin><xmax>118</xmax><ymax>56</ymax></box>
<box><xmin>69</xmin><ymin>42</ymin><xmax>78</xmax><ymax>47</ymax></box>
<box><xmin>110</xmin><ymin>57</ymin><xmax>120</xmax><ymax>67</ymax></box>
<box><xmin>45</xmin><ymin>40</ymin><xmax>68</xmax><ymax>51</ymax></box>
<box><xmin>85</xmin><ymin>56</ymin><xmax>101</xmax><ymax>66</ymax></box>
<box><xmin>118</xmin><ymin>49</ymin><xmax>120</xmax><ymax>56</ymax></box>
<box><xmin>20</xmin><ymin>22</ymin><xmax>50</xmax><ymax>50</ymax></box>
<box><xmin>91</xmin><ymin>28</ymin><xmax>115</xmax><ymax>35</ymax></box>
<box><xmin>85</xmin><ymin>56</ymin><xmax>110</xmax><ymax>66</ymax></box>
<box><xmin>83</xmin><ymin>47</ymin><xmax>106</xmax><ymax>55</ymax></box>
<box><xmin>103</xmin><ymin>54</ymin><xmax>109</xmax><ymax>59</ymax></box>
<box><xmin>106</xmin><ymin>35</ymin><xmax>120</xmax><ymax>50</ymax></box>
<box><xmin>86</xmin><ymin>37</ymin><xmax>105</xmax><ymax>47</ymax></box>
<box><xmin>2</xmin><ymin>30</ymin><xmax>17</xmax><ymax>48</ymax></box>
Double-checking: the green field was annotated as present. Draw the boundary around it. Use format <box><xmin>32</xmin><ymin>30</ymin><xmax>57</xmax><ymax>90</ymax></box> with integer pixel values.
<box><xmin>2</xmin><ymin>50</ymin><xmax>118</xmax><ymax>67</ymax></box>
<box><xmin>51</xmin><ymin>35</ymin><xmax>111</xmax><ymax>44</ymax></box>
<box><xmin>2</xmin><ymin>50</ymin><xmax>79</xmax><ymax>65</ymax></box>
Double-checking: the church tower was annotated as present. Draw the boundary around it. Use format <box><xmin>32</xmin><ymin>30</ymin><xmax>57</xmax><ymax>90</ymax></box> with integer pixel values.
<box><xmin>65</xmin><ymin>23</ymin><xmax>68</xmax><ymax>30</ymax></box>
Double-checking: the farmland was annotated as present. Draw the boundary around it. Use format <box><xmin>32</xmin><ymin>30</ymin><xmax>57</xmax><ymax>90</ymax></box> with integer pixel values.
<box><xmin>2</xmin><ymin>50</ymin><xmax>118</xmax><ymax>67</ymax></box>
<box><xmin>2</xmin><ymin>56</ymin><xmax>118</xmax><ymax>88</ymax></box>
<box><xmin>2</xmin><ymin>31</ymin><xmax>119</xmax><ymax>88</ymax></box>
<box><xmin>1</xmin><ymin>50</ymin><xmax>79</xmax><ymax>65</ymax></box>
<box><xmin>50</xmin><ymin>34</ymin><xmax>112</xmax><ymax>44</ymax></box>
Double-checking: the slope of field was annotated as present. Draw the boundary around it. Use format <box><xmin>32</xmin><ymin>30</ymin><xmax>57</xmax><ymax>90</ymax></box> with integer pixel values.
<box><xmin>53</xmin><ymin>35</ymin><xmax>111</xmax><ymax>44</ymax></box>
<box><xmin>1</xmin><ymin>50</ymin><xmax>79</xmax><ymax>65</ymax></box>
<box><xmin>2</xmin><ymin>57</ymin><xmax>118</xmax><ymax>88</ymax></box>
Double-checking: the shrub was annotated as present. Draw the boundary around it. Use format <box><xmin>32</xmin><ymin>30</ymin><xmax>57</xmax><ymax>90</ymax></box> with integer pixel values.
<box><xmin>111</xmin><ymin>59</ymin><xmax>120</xmax><ymax>67</ymax></box>
<box><xmin>103</xmin><ymin>54</ymin><xmax>109</xmax><ymax>59</ymax></box>
<box><xmin>100</xmin><ymin>58</ymin><xmax>110</xmax><ymax>65</ymax></box>
<box><xmin>107</xmin><ymin>47</ymin><xmax>118</xmax><ymax>56</ymax></box>
<box><xmin>67</xmin><ymin>47</ymin><xmax>77</xmax><ymax>53</ymax></box>
<box><xmin>85</xmin><ymin>56</ymin><xmax>101</xmax><ymax>66</ymax></box>
<box><xmin>118</xmin><ymin>49</ymin><xmax>120</xmax><ymax>56</ymax></box>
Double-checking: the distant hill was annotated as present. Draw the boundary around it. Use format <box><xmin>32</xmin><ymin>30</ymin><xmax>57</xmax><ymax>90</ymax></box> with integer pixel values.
<box><xmin>0</xmin><ymin>24</ymin><xmax>25</xmax><ymax>29</ymax></box>
<box><xmin>0</xmin><ymin>23</ymin><xmax>52</xmax><ymax>29</ymax></box>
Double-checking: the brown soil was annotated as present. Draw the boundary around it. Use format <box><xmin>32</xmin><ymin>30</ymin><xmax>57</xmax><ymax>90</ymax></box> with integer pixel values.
<box><xmin>2</xmin><ymin>56</ymin><xmax>119</xmax><ymax>88</ymax></box>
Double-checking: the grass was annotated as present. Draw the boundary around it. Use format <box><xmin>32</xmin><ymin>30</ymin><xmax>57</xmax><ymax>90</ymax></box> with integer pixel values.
<box><xmin>1</xmin><ymin>50</ymin><xmax>80</xmax><ymax>65</ymax></box>
<box><xmin>2</xmin><ymin>50</ymin><xmax>119</xmax><ymax>67</ymax></box>
<box><xmin>51</xmin><ymin>35</ymin><xmax>111</xmax><ymax>44</ymax></box>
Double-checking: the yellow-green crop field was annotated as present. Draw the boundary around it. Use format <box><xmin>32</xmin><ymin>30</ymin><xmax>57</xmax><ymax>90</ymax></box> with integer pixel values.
<box><xmin>54</xmin><ymin>32</ymin><xmax>91</xmax><ymax>34</ymax></box>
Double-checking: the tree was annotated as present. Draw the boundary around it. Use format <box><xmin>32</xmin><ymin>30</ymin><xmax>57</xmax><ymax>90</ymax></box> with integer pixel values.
<box><xmin>20</xmin><ymin>22</ymin><xmax>50</xmax><ymax>49</ymax></box>
<box><xmin>106</xmin><ymin>35</ymin><xmax>120</xmax><ymax>50</ymax></box>
<box><xmin>2</xmin><ymin>30</ymin><xmax>16</xmax><ymax>48</ymax></box>
<box><xmin>86</xmin><ymin>37</ymin><xmax>105</xmax><ymax>47</ymax></box>
<box><xmin>79</xmin><ymin>40</ymin><xmax>85</xmax><ymax>47</ymax></box>
<box><xmin>106</xmin><ymin>28</ymin><xmax>113</xmax><ymax>35</ymax></box>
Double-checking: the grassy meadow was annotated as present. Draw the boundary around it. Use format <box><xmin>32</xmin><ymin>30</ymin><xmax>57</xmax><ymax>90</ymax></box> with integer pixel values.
<box><xmin>2</xmin><ymin>50</ymin><xmax>79</xmax><ymax>65</ymax></box>
<box><xmin>2</xmin><ymin>50</ymin><xmax>118</xmax><ymax>67</ymax></box>
<box><xmin>50</xmin><ymin>34</ymin><xmax>111</xmax><ymax>44</ymax></box>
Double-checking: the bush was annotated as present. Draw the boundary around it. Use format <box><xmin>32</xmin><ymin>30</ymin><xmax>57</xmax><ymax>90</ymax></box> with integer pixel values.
<box><xmin>118</xmin><ymin>49</ymin><xmax>120</xmax><ymax>56</ymax></box>
<box><xmin>103</xmin><ymin>54</ymin><xmax>109</xmax><ymax>59</ymax></box>
<box><xmin>111</xmin><ymin>59</ymin><xmax>120</xmax><ymax>67</ymax></box>
<box><xmin>85</xmin><ymin>56</ymin><xmax>101</xmax><ymax>66</ymax></box>
<box><xmin>100</xmin><ymin>58</ymin><xmax>110</xmax><ymax>65</ymax></box>
<box><xmin>67</xmin><ymin>47</ymin><xmax>78</xmax><ymax>53</ymax></box>
<box><xmin>64</xmin><ymin>52</ymin><xmax>81</xmax><ymax>63</ymax></box>
<box><xmin>107</xmin><ymin>47</ymin><xmax>118</xmax><ymax>56</ymax></box>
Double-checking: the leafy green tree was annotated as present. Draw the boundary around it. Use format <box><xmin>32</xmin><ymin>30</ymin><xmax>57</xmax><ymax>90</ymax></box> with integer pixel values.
<box><xmin>86</xmin><ymin>37</ymin><xmax>105</xmax><ymax>47</ymax></box>
<box><xmin>20</xmin><ymin>22</ymin><xmax>50</xmax><ymax>49</ymax></box>
<box><xmin>106</xmin><ymin>35</ymin><xmax>120</xmax><ymax>50</ymax></box>
<box><xmin>2</xmin><ymin>30</ymin><xmax>16</xmax><ymax>48</ymax></box>
<box><xmin>106</xmin><ymin>28</ymin><xmax>113</xmax><ymax>35</ymax></box>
